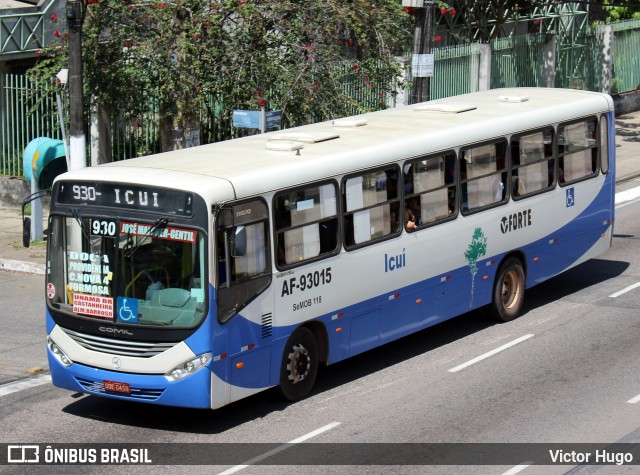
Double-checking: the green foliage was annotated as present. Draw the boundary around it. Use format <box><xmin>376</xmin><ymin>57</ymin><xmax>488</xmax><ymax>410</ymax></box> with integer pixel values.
<box><xmin>601</xmin><ymin>0</ymin><xmax>640</xmax><ymax>24</ymax></box>
<box><xmin>29</xmin><ymin>0</ymin><xmax>413</xmax><ymax>146</ymax></box>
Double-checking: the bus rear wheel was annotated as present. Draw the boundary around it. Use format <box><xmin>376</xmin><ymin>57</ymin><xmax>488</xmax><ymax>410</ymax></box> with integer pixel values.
<box><xmin>488</xmin><ymin>257</ymin><xmax>525</xmax><ymax>322</ymax></box>
<box><xmin>279</xmin><ymin>327</ymin><xmax>318</xmax><ymax>402</ymax></box>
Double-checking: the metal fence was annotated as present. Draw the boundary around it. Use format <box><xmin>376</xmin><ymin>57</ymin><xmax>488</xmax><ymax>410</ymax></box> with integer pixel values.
<box><xmin>491</xmin><ymin>33</ymin><xmax>548</xmax><ymax>89</ymax></box>
<box><xmin>611</xmin><ymin>19</ymin><xmax>640</xmax><ymax>93</ymax></box>
<box><xmin>3</xmin><ymin>18</ymin><xmax>640</xmax><ymax>177</ymax></box>
<box><xmin>0</xmin><ymin>73</ymin><xmax>63</xmax><ymax>176</ymax></box>
<box><xmin>430</xmin><ymin>43</ymin><xmax>480</xmax><ymax>100</ymax></box>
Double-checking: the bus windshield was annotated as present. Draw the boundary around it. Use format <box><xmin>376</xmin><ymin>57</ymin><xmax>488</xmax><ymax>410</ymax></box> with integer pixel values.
<box><xmin>46</xmin><ymin>214</ymin><xmax>207</xmax><ymax>328</ymax></box>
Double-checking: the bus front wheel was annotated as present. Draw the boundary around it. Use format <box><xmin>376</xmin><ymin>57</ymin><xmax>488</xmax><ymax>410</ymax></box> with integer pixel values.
<box><xmin>489</xmin><ymin>257</ymin><xmax>525</xmax><ymax>322</ymax></box>
<box><xmin>279</xmin><ymin>327</ymin><xmax>318</xmax><ymax>402</ymax></box>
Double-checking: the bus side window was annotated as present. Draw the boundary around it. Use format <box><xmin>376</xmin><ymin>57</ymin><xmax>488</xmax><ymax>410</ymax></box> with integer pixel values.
<box><xmin>343</xmin><ymin>166</ymin><xmax>401</xmax><ymax>249</ymax></box>
<box><xmin>273</xmin><ymin>182</ymin><xmax>339</xmax><ymax>269</ymax></box>
<box><xmin>600</xmin><ymin>115</ymin><xmax>610</xmax><ymax>174</ymax></box>
<box><xmin>558</xmin><ymin>118</ymin><xmax>599</xmax><ymax>185</ymax></box>
<box><xmin>403</xmin><ymin>152</ymin><xmax>456</xmax><ymax>230</ymax></box>
<box><xmin>511</xmin><ymin>127</ymin><xmax>555</xmax><ymax>199</ymax></box>
<box><xmin>460</xmin><ymin>140</ymin><xmax>508</xmax><ymax>214</ymax></box>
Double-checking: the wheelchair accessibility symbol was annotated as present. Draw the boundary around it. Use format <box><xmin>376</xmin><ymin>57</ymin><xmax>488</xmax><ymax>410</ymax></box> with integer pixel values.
<box><xmin>117</xmin><ymin>297</ymin><xmax>138</xmax><ymax>323</ymax></box>
<box><xmin>566</xmin><ymin>187</ymin><xmax>575</xmax><ymax>208</ymax></box>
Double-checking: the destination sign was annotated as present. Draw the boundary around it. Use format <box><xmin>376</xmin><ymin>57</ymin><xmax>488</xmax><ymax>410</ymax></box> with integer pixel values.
<box><xmin>56</xmin><ymin>182</ymin><xmax>193</xmax><ymax>216</ymax></box>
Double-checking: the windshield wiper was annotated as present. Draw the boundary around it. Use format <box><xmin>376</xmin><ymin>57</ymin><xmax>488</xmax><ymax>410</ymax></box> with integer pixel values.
<box><xmin>123</xmin><ymin>217</ymin><xmax>172</xmax><ymax>259</ymax></box>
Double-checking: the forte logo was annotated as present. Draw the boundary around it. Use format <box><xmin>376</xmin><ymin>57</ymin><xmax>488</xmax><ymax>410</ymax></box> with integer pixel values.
<box><xmin>500</xmin><ymin>209</ymin><xmax>532</xmax><ymax>234</ymax></box>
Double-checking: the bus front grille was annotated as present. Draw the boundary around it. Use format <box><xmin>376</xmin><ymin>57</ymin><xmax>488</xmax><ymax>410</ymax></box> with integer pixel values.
<box><xmin>76</xmin><ymin>377</ymin><xmax>164</xmax><ymax>400</ymax></box>
<box><xmin>62</xmin><ymin>328</ymin><xmax>178</xmax><ymax>358</ymax></box>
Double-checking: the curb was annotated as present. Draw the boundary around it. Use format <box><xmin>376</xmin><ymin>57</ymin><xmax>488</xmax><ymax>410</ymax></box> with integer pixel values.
<box><xmin>0</xmin><ymin>258</ymin><xmax>45</xmax><ymax>275</ymax></box>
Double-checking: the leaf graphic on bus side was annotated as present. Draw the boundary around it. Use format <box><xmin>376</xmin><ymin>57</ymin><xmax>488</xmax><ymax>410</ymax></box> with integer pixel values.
<box><xmin>464</xmin><ymin>227</ymin><xmax>487</xmax><ymax>307</ymax></box>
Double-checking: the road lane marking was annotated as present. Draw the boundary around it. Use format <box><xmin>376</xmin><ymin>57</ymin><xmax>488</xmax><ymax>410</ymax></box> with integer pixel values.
<box><xmin>609</xmin><ymin>282</ymin><xmax>640</xmax><ymax>298</ymax></box>
<box><xmin>615</xmin><ymin>186</ymin><xmax>640</xmax><ymax>207</ymax></box>
<box><xmin>0</xmin><ymin>374</ymin><xmax>51</xmax><ymax>397</ymax></box>
<box><xmin>448</xmin><ymin>334</ymin><xmax>534</xmax><ymax>373</ymax></box>
<box><xmin>217</xmin><ymin>421</ymin><xmax>341</xmax><ymax>475</ymax></box>
<box><xmin>627</xmin><ymin>394</ymin><xmax>640</xmax><ymax>404</ymax></box>
<box><xmin>501</xmin><ymin>465</ymin><xmax>530</xmax><ymax>475</ymax></box>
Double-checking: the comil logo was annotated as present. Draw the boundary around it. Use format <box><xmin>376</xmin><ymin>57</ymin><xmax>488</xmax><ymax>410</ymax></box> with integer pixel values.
<box><xmin>7</xmin><ymin>445</ymin><xmax>39</xmax><ymax>463</ymax></box>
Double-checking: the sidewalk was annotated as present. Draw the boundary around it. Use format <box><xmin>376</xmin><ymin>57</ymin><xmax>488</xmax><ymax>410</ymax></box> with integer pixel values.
<box><xmin>1</xmin><ymin>110</ymin><xmax>640</xmax><ymax>275</ymax></box>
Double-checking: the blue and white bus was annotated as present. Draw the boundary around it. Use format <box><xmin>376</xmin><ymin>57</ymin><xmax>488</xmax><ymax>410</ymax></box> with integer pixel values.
<box><xmin>44</xmin><ymin>88</ymin><xmax>615</xmax><ymax>409</ymax></box>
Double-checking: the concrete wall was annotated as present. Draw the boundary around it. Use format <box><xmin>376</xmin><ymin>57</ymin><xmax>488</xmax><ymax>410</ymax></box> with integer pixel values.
<box><xmin>0</xmin><ymin>175</ymin><xmax>29</xmax><ymax>207</ymax></box>
<box><xmin>614</xmin><ymin>90</ymin><xmax>640</xmax><ymax>117</ymax></box>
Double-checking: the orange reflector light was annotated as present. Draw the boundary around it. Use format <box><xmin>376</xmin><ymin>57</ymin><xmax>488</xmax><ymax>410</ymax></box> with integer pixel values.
<box><xmin>483</xmin><ymin>275</ymin><xmax>489</xmax><ymax>280</ymax></box>
<box><xmin>336</xmin><ymin>327</ymin><xmax>342</xmax><ymax>333</ymax></box>
<box><xmin>416</xmin><ymin>299</ymin><xmax>422</xmax><ymax>304</ymax></box>
<box><xmin>236</xmin><ymin>362</ymin><xmax>244</xmax><ymax>369</ymax></box>
<box><xmin>533</xmin><ymin>257</ymin><xmax>539</xmax><ymax>262</ymax></box>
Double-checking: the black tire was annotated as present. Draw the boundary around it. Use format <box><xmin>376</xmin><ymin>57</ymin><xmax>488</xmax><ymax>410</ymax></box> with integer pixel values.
<box><xmin>488</xmin><ymin>256</ymin><xmax>525</xmax><ymax>322</ymax></box>
<box><xmin>279</xmin><ymin>327</ymin><xmax>318</xmax><ymax>402</ymax></box>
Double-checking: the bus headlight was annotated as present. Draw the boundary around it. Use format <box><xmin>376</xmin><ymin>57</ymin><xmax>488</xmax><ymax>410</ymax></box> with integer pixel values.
<box><xmin>165</xmin><ymin>353</ymin><xmax>211</xmax><ymax>382</ymax></box>
<box><xmin>48</xmin><ymin>337</ymin><xmax>73</xmax><ymax>367</ymax></box>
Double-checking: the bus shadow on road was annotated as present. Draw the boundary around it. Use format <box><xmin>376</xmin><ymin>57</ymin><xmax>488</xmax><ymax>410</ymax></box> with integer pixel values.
<box><xmin>61</xmin><ymin>257</ymin><xmax>629</xmax><ymax>434</ymax></box>
<box><xmin>522</xmin><ymin>257</ymin><xmax>629</xmax><ymax>310</ymax></box>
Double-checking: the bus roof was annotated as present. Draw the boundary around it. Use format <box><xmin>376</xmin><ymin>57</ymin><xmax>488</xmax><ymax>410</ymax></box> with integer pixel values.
<box><xmin>60</xmin><ymin>88</ymin><xmax>613</xmax><ymax>204</ymax></box>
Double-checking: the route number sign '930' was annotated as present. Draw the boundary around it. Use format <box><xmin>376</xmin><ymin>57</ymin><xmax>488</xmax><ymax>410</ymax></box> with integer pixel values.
<box><xmin>57</xmin><ymin>182</ymin><xmax>194</xmax><ymax>217</ymax></box>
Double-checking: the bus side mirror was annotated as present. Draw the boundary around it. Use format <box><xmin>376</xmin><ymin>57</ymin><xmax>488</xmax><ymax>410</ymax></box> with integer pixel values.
<box><xmin>231</xmin><ymin>226</ymin><xmax>246</xmax><ymax>257</ymax></box>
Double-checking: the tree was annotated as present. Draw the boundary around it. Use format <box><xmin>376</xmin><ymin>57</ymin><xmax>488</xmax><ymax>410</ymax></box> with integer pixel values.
<box><xmin>600</xmin><ymin>0</ymin><xmax>640</xmax><ymax>23</ymax></box>
<box><xmin>29</xmin><ymin>0</ymin><xmax>412</xmax><ymax>155</ymax></box>
<box><xmin>464</xmin><ymin>227</ymin><xmax>487</xmax><ymax>307</ymax></box>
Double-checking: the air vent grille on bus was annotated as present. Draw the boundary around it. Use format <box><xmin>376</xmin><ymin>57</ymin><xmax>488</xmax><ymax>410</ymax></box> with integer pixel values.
<box><xmin>62</xmin><ymin>328</ymin><xmax>178</xmax><ymax>358</ymax></box>
<box><xmin>261</xmin><ymin>313</ymin><xmax>273</xmax><ymax>339</ymax></box>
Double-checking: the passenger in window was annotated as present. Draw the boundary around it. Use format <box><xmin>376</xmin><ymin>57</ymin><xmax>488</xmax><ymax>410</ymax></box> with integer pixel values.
<box><xmin>405</xmin><ymin>197</ymin><xmax>420</xmax><ymax>230</ymax></box>
<box><xmin>447</xmin><ymin>187</ymin><xmax>456</xmax><ymax>215</ymax></box>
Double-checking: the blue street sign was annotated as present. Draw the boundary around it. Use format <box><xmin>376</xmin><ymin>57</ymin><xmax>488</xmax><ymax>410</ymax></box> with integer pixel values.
<box><xmin>233</xmin><ymin>110</ymin><xmax>282</xmax><ymax>130</ymax></box>
<box><xmin>233</xmin><ymin>110</ymin><xmax>261</xmax><ymax>129</ymax></box>
<box><xmin>266</xmin><ymin>110</ymin><xmax>282</xmax><ymax>129</ymax></box>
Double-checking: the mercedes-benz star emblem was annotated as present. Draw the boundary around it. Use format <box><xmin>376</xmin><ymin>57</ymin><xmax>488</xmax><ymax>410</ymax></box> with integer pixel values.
<box><xmin>112</xmin><ymin>357</ymin><xmax>122</xmax><ymax>369</ymax></box>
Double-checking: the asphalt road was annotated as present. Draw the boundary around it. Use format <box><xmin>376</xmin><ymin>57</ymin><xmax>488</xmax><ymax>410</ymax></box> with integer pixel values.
<box><xmin>1</xmin><ymin>189</ymin><xmax>640</xmax><ymax>475</ymax></box>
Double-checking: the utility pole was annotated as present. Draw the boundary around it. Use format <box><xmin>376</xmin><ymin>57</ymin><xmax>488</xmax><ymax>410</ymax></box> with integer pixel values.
<box><xmin>409</xmin><ymin>1</ymin><xmax>433</xmax><ymax>104</ymax></box>
<box><xmin>66</xmin><ymin>0</ymin><xmax>86</xmax><ymax>170</ymax></box>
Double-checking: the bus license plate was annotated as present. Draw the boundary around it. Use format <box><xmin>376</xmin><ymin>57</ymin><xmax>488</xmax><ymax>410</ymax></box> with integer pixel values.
<box><xmin>104</xmin><ymin>380</ymin><xmax>131</xmax><ymax>394</ymax></box>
